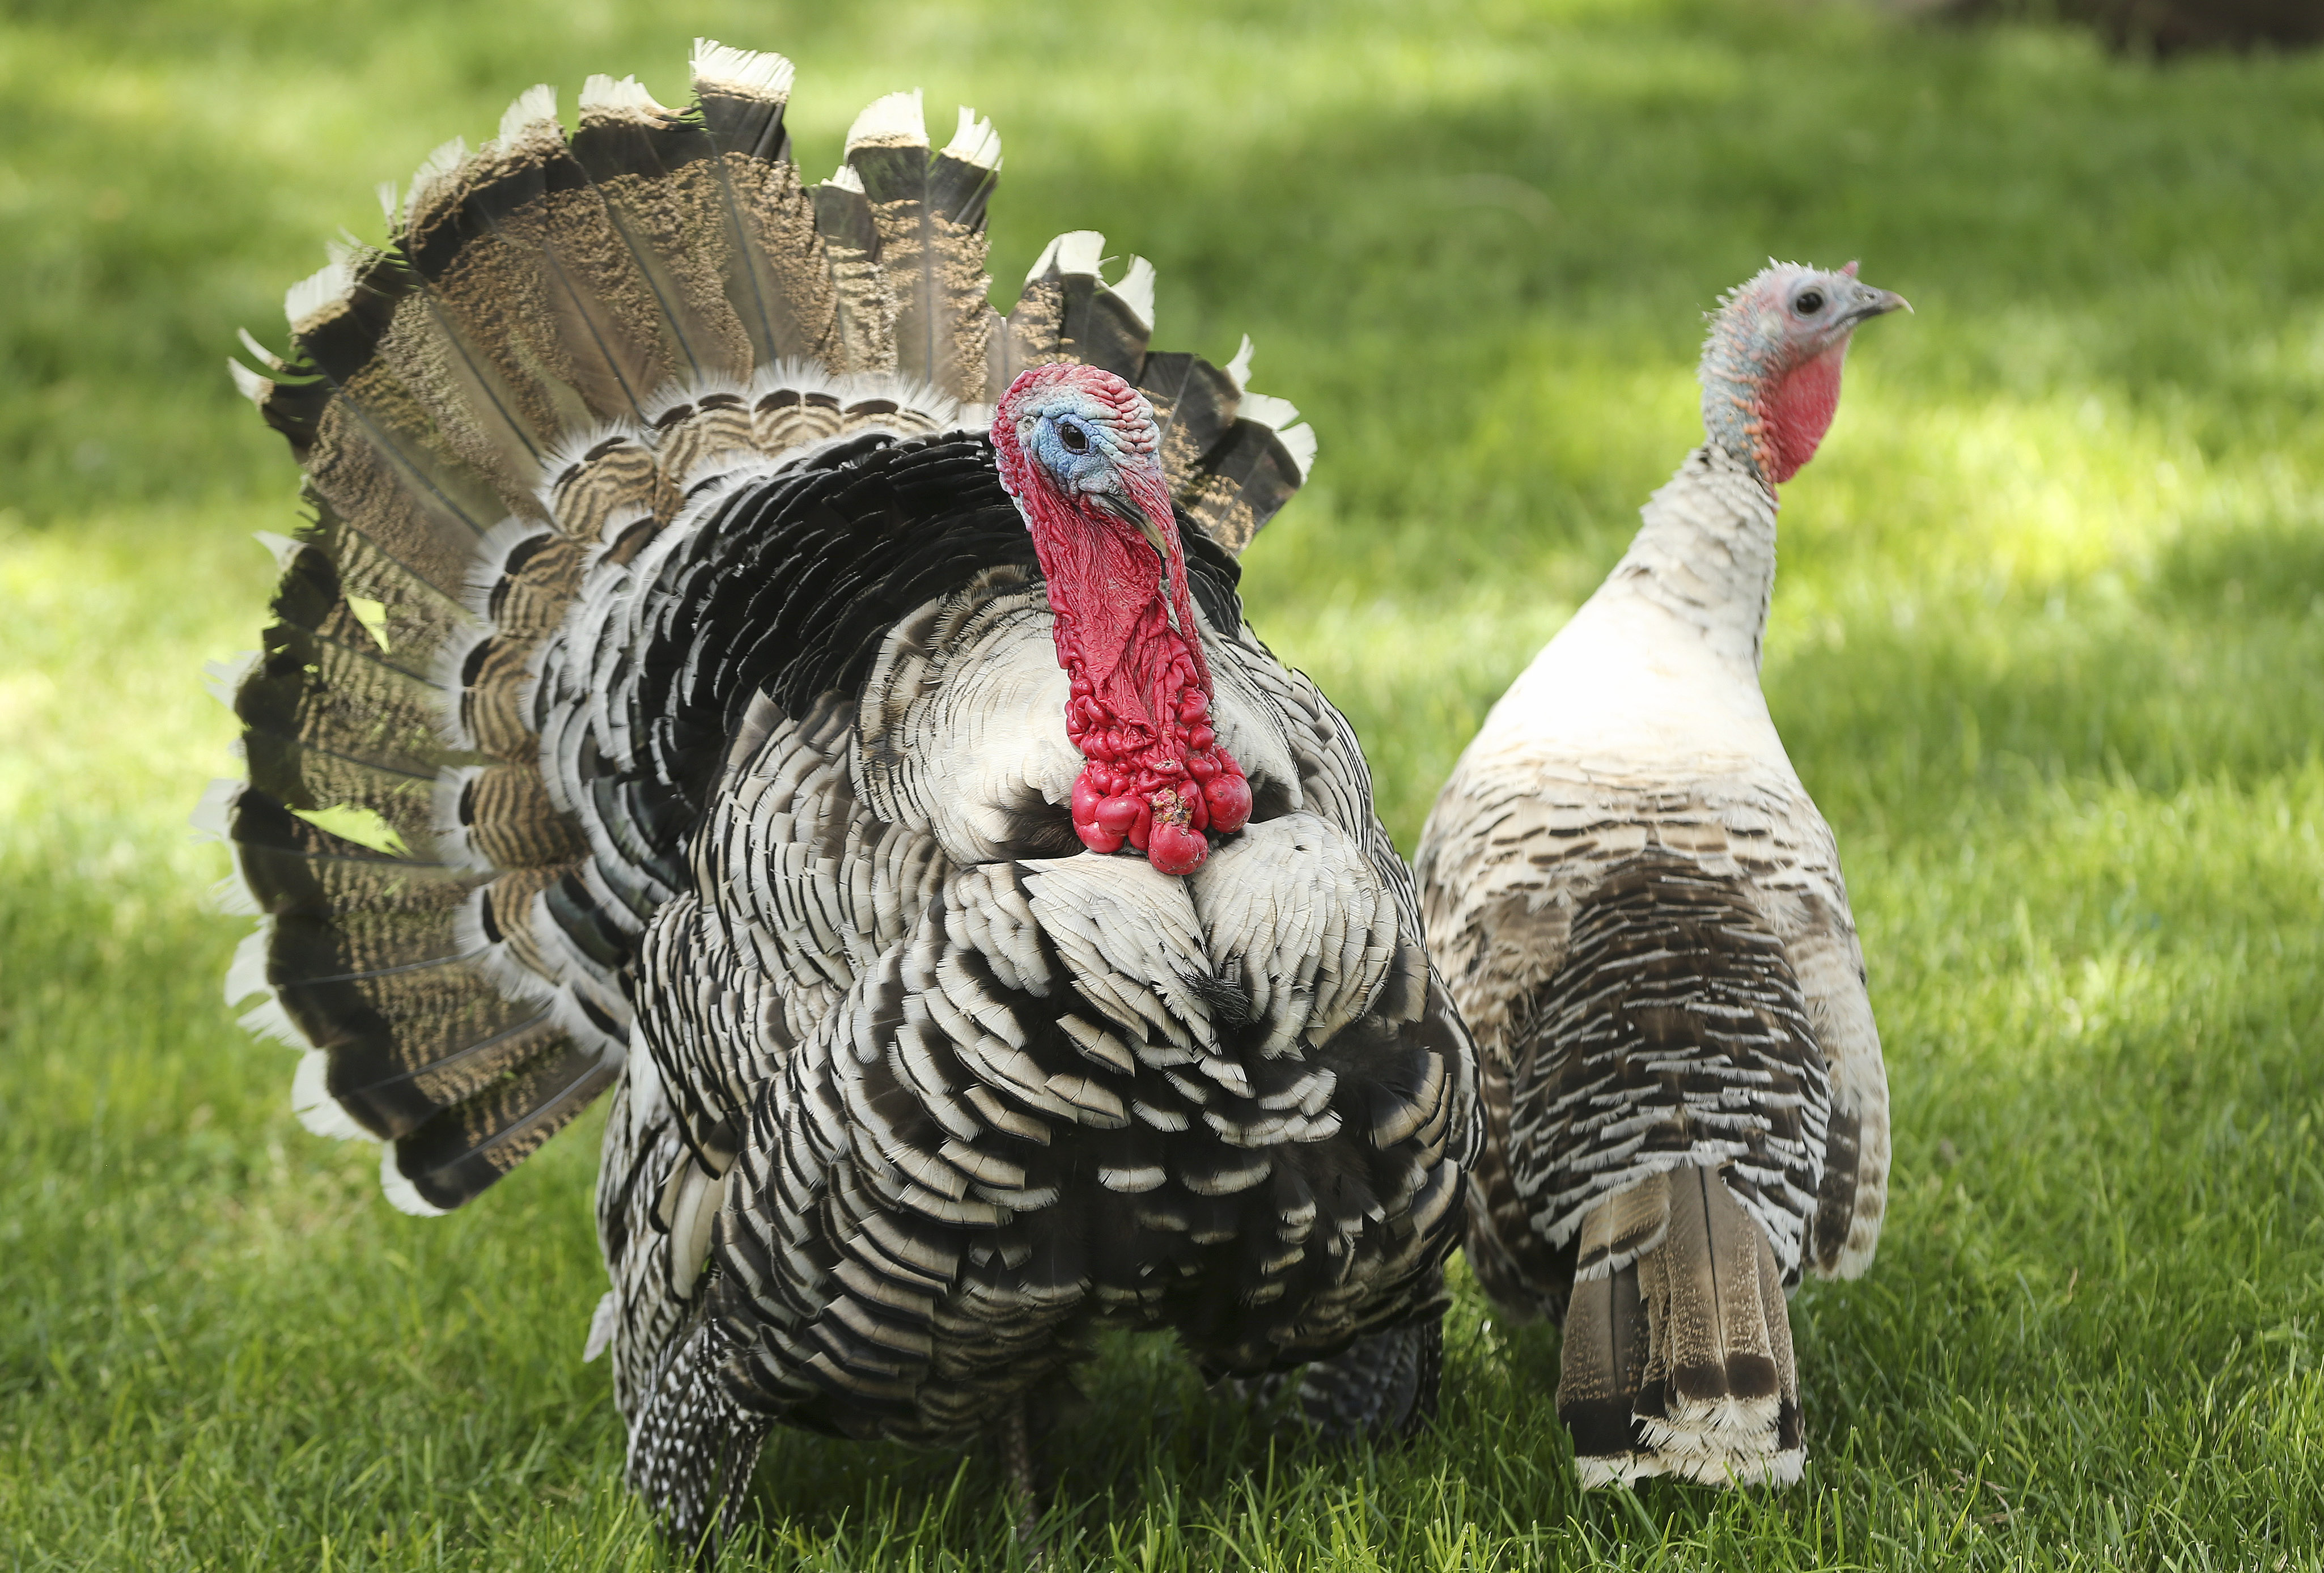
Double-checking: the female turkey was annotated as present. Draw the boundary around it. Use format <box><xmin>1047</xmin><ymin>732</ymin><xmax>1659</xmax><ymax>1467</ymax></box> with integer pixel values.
<box><xmin>1417</xmin><ymin>264</ymin><xmax>1904</xmax><ymax>1488</ymax></box>
<box><xmin>201</xmin><ymin>41</ymin><xmax>1477</xmax><ymax>1547</ymax></box>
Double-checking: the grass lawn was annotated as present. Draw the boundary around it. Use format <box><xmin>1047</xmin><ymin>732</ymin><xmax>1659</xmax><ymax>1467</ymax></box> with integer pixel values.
<box><xmin>6</xmin><ymin>0</ymin><xmax>2323</xmax><ymax>1566</ymax></box>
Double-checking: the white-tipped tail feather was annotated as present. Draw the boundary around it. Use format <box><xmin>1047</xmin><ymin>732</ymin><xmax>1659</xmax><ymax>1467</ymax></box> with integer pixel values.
<box><xmin>1557</xmin><ymin>1167</ymin><xmax>1804</xmax><ymax>1490</ymax></box>
<box><xmin>690</xmin><ymin>40</ymin><xmax>794</xmax><ymax>102</ymax></box>
<box><xmin>494</xmin><ymin>84</ymin><xmax>559</xmax><ymax>149</ymax></box>
<box><xmin>379</xmin><ymin>1146</ymin><xmax>451</xmax><ymax>1217</ymax></box>
<box><xmin>1110</xmin><ymin>256</ymin><xmax>1157</xmax><ymax>333</ymax></box>
<box><xmin>578</xmin><ymin>74</ymin><xmax>672</xmax><ymax>125</ymax></box>
<box><xmin>293</xmin><ymin>1050</ymin><xmax>375</xmax><ymax>1143</ymax></box>
<box><xmin>844</xmin><ymin>87</ymin><xmax>926</xmax><ymax>151</ymax></box>
<box><xmin>401</xmin><ymin>138</ymin><xmax>470</xmax><ymax>234</ymax></box>
<box><xmin>940</xmin><ymin>105</ymin><xmax>1002</xmax><ymax>170</ymax></box>
<box><xmin>283</xmin><ymin>258</ymin><xmax>358</xmax><ymax>337</ymax></box>
<box><xmin>226</xmin><ymin>359</ymin><xmax>272</xmax><ymax>405</ymax></box>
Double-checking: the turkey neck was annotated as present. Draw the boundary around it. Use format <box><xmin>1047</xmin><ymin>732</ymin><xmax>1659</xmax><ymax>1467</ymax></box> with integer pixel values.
<box><xmin>1600</xmin><ymin>443</ymin><xmax>1779</xmax><ymax>677</ymax></box>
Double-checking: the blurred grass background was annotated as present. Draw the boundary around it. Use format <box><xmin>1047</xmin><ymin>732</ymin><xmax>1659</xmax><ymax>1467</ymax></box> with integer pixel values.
<box><xmin>4</xmin><ymin>0</ymin><xmax>2322</xmax><ymax>1567</ymax></box>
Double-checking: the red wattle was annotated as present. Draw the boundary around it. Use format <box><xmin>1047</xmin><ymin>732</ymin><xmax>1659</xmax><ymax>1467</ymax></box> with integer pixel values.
<box><xmin>1763</xmin><ymin>343</ymin><xmax>1847</xmax><ymax>484</ymax></box>
<box><xmin>1204</xmin><ymin>768</ymin><xmax>1252</xmax><ymax>835</ymax></box>
<box><xmin>1148</xmin><ymin>818</ymin><xmax>1208</xmax><ymax>876</ymax></box>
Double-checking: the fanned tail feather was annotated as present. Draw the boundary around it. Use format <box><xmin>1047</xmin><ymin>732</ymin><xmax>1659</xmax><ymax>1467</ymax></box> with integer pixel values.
<box><xmin>1558</xmin><ymin>1167</ymin><xmax>1804</xmax><ymax>1488</ymax></box>
<box><xmin>211</xmin><ymin>39</ymin><xmax>1317</xmax><ymax>1222</ymax></box>
<box><xmin>841</xmin><ymin>90</ymin><xmax>1002</xmax><ymax>400</ymax></box>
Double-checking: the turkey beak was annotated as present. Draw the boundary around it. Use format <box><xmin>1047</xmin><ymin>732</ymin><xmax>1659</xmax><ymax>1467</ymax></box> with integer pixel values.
<box><xmin>1095</xmin><ymin>487</ymin><xmax>1173</xmax><ymax>560</ymax></box>
<box><xmin>1844</xmin><ymin>284</ymin><xmax>1911</xmax><ymax>325</ymax></box>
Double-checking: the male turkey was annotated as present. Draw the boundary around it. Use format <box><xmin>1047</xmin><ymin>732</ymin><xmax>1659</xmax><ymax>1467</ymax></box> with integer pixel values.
<box><xmin>1415</xmin><ymin>264</ymin><xmax>1904</xmax><ymax>1487</ymax></box>
<box><xmin>197</xmin><ymin>41</ymin><xmax>1477</xmax><ymax>1547</ymax></box>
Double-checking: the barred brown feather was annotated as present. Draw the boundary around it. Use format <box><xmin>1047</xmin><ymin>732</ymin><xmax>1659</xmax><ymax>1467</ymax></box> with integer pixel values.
<box><xmin>1511</xmin><ymin>851</ymin><xmax>1830</xmax><ymax>1284</ymax></box>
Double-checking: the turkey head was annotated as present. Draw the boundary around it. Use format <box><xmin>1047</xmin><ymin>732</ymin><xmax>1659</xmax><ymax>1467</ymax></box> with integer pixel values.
<box><xmin>1700</xmin><ymin>261</ymin><xmax>1909</xmax><ymax>487</ymax></box>
<box><xmin>993</xmin><ymin>364</ymin><xmax>1253</xmax><ymax>875</ymax></box>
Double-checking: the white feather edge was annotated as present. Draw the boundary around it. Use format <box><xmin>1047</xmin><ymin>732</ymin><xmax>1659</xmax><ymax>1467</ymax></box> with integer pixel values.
<box><xmin>237</xmin><ymin>993</ymin><xmax>309</xmax><ymax>1049</ymax></box>
<box><xmin>224</xmin><ymin>922</ymin><xmax>272</xmax><ymax>1006</ymax></box>
<box><xmin>201</xmin><ymin>651</ymin><xmax>260</xmax><ymax>711</ymax></box>
<box><xmin>578</xmin><ymin>74</ymin><xmax>672</xmax><ymax>125</ymax></box>
<box><xmin>740</xmin><ymin>362</ymin><xmax>960</xmax><ymax>423</ymax></box>
<box><xmin>1025</xmin><ymin>230</ymin><xmax>1106</xmax><ymax>285</ymax></box>
<box><xmin>824</xmin><ymin>162</ymin><xmax>864</xmax><ymax>194</ymax></box>
<box><xmin>429</xmin><ymin>765</ymin><xmax>494</xmax><ymax>874</ymax></box>
<box><xmin>380</xmin><ymin>1146</ymin><xmax>450</xmax><ymax>1217</ymax></box>
<box><xmin>401</xmin><ymin>137</ymin><xmax>470</xmax><ymax>234</ymax></box>
<box><xmin>690</xmin><ymin>40</ymin><xmax>795</xmax><ymax>103</ymax></box>
<box><xmin>845</xmin><ymin>87</ymin><xmax>926</xmax><ymax>152</ymax></box>
<box><xmin>253</xmin><ymin>529</ymin><xmax>304</xmax><ymax>570</ymax></box>
<box><xmin>535</xmin><ymin>418</ymin><xmax>654</xmax><ymax>508</ymax></box>
<box><xmin>451</xmin><ymin>885</ymin><xmax>564</xmax><ymax>1008</ymax></box>
<box><xmin>284</xmin><ymin>257</ymin><xmax>357</xmax><ymax>338</ymax></box>
<box><xmin>1208</xmin><ymin>338</ymin><xmax>1316</xmax><ymax>480</ymax></box>
<box><xmin>459</xmin><ymin>514</ymin><xmax>561</xmax><ymax>621</ymax></box>
<box><xmin>235</xmin><ymin>956</ymin><xmax>489</xmax><ymax>1217</ymax></box>
<box><xmin>582</xmin><ymin>1290</ymin><xmax>619</xmax><ymax>1362</ymax></box>
<box><xmin>1021</xmin><ymin>231</ymin><xmax>1167</xmax><ymax>329</ymax></box>
<box><xmin>226</xmin><ymin>359</ymin><xmax>273</xmax><ymax>406</ymax></box>
<box><xmin>1271</xmin><ymin>424</ymin><xmax>1317</xmax><ymax>482</ymax></box>
<box><xmin>292</xmin><ymin>1049</ymin><xmax>375</xmax><ymax>1143</ymax></box>
<box><xmin>236</xmin><ymin>327</ymin><xmax>289</xmax><ymax>374</ymax></box>
<box><xmin>940</xmin><ymin>106</ymin><xmax>1001</xmax><ymax>171</ymax></box>
<box><xmin>600</xmin><ymin>366</ymin><xmax>965</xmax><ymax>495</ymax></box>
<box><xmin>1224</xmin><ymin>334</ymin><xmax>1255</xmax><ymax>392</ymax></box>
<box><xmin>189</xmin><ymin>777</ymin><xmax>240</xmax><ymax>842</ymax></box>
<box><xmin>495</xmin><ymin>84</ymin><xmax>559</xmax><ymax>149</ymax></box>
<box><xmin>1110</xmin><ymin>256</ymin><xmax>1156</xmax><ymax>333</ymax></box>
<box><xmin>1236</xmin><ymin>391</ymin><xmax>1316</xmax><ymax>481</ymax></box>
<box><xmin>1239</xmin><ymin>391</ymin><xmax>1301</xmax><ymax>431</ymax></box>
<box><xmin>209</xmin><ymin>874</ymin><xmax>262</xmax><ymax>918</ymax></box>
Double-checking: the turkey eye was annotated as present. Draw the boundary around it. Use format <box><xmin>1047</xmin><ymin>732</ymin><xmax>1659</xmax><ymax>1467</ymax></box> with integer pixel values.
<box><xmin>1058</xmin><ymin>423</ymin><xmax>1089</xmax><ymax>454</ymax></box>
<box><xmin>1794</xmin><ymin>289</ymin><xmax>1826</xmax><ymax>315</ymax></box>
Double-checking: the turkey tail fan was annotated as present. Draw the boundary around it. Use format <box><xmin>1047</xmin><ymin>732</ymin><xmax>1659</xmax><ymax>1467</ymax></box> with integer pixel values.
<box><xmin>1557</xmin><ymin>1169</ymin><xmax>1804</xmax><ymax>1488</ymax></box>
<box><xmin>204</xmin><ymin>39</ymin><xmax>1321</xmax><ymax>1214</ymax></box>
<box><xmin>205</xmin><ymin>46</ymin><xmax>837</xmax><ymax>1214</ymax></box>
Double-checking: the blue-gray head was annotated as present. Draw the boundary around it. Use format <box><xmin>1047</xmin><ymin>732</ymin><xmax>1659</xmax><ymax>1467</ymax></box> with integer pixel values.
<box><xmin>1699</xmin><ymin>261</ymin><xmax>1908</xmax><ymax>488</ymax></box>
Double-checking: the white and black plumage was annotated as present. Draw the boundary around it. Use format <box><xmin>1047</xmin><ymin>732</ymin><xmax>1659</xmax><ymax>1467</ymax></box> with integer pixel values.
<box><xmin>1414</xmin><ymin>264</ymin><xmax>1905</xmax><ymax>1488</ymax></box>
<box><xmin>198</xmin><ymin>43</ymin><xmax>1478</xmax><ymax>1547</ymax></box>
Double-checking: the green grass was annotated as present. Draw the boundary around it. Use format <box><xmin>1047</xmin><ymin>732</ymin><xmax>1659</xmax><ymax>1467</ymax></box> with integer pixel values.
<box><xmin>6</xmin><ymin>0</ymin><xmax>2323</xmax><ymax>1566</ymax></box>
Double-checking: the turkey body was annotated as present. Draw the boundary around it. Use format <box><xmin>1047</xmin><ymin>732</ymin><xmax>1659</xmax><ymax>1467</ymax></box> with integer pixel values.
<box><xmin>606</xmin><ymin>434</ymin><xmax>1475</xmax><ymax>1510</ymax></box>
<box><xmin>203</xmin><ymin>44</ymin><xmax>1477</xmax><ymax>1544</ymax></box>
<box><xmin>1418</xmin><ymin>434</ymin><xmax>1890</xmax><ymax>1484</ymax></box>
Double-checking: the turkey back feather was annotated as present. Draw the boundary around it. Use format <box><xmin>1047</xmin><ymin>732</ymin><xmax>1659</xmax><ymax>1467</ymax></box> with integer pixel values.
<box><xmin>1506</xmin><ymin>850</ymin><xmax>1823</xmax><ymax>1486</ymax></box>
<box><xmin>208</xmin><ymin>39</ymin><xmax>1317</xmax><ymax>1215</ymax></box>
